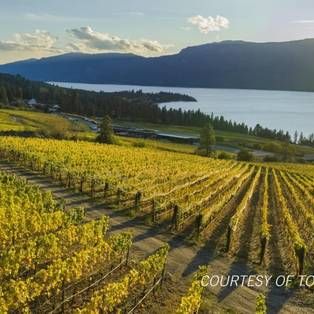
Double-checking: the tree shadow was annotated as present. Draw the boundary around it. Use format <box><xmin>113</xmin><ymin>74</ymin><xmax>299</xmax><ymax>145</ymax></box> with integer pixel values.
<box><xmin>264</xmin><ymin>175</ymin><xmax>295</xmax><ymax>314</ymax></box>
<box><xmin>264</xmin><ymin>225</ymin><xmax>296</xmax><ymax>314</ymax></box>
<box><xmin>134</xmin><ymin>226</ymin><xmax>163</xmax><ymax>242</ymax></box>
<box><xmin>110</xmin><ymin>216</ymin><xmax>144</xmax><ymax>232</ymax></box>
<box><xmin>182</xmin><ymin>238</ymin><xmax>219</xmax><ymax>277</ymax></box>
<box><xmin>181</xmin><ymin>206</ymin><xmax>236</xmax><ymax>277</ymax></box>
<box><xmin>66</xmin><ymin>197</ymin><xmax>92</xmax><ymax>207</ymax></box>
<box><xmin>216</xmin><ymin>259</ymin><xmax>252</xmax><ymax>302</ymax></box>
<box><xmin>182</xmin><ymin>175</ymin><xmax>255</xmax><ymax>277</ymax></box>
<box><xmin>168</xmin><ymin>224</ymin><xmax>196</xmax><ymax>250</ymax></box>
<box><xmin>217</xmin><ymin>186</ymin><xmax>258</xmax><ymax>302</ymax></box>
<box><xmin>266</xmin><ymin>285</ymin><xmax>295</xmax><ymax>314</ymax></box>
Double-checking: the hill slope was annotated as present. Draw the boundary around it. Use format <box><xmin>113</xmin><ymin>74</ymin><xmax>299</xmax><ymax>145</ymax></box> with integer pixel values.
<box><xmin>0</xmin><ymin>109</ymin><xmax>87</xmax><ymax>137</ymax></box>
<box><xmin>1</xmin><ymin>39</ymin><xmax>314</xmax><ymax>91</ymax></box>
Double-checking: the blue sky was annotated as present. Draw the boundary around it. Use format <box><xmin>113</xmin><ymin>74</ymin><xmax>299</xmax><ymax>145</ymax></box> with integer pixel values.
<box><xmin>0</xmin><ymin>0</ymin><xmax>314</xmax><ymax>64</ymax></box>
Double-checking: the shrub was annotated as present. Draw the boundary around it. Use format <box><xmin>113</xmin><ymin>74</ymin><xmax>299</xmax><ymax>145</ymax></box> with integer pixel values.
<box><xmin>216</xmin><ymin>136</ymin><xmax>224</xmax><ymax>142</ymax></box>
<box><xmin>263</xmin><ymin>155</ymin><xmax>278</xmax><ymax>162</ymax></box>
<box><xmin>218</xmin><ymin>151</ymin><xmax>233</xmax><ymax>160</ymax></box>
<box><xmin>132</xmin><ymin>140</ymin><xmax>146</xmax><ymax>148</ymax></box>
<box><xmin>262</xmin><ymin>142</ymin><xmax>282</xmax><ymax>153</ymax></box>
<box><xmin>97</xmin><ymin>115</ymin><xmax>115</xmax><ymax>144</ymax></box>
<box><xmin>237</xmin><ymin>149</ymin><xmax>254</xmax><ymax>161</ymax></box>
<box><xmin>195</xmin><ymin>147</ymin><xmax>217</xmax><ymax>158</ymax></box>
<box><xmin>252</xmin><ymin>143</ymin><xmax>262</xmax><ymax>150</ymax></box>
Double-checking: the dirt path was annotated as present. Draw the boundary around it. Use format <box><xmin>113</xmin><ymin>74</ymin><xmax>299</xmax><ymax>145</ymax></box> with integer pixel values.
<box><xmin>231</xmin><ymin>173</ymin><xmax>262</xmax><ymax>262</ymax></box>
<box><xmin>1</xmin><ymin>161</ymin><xmax>313</xmax><ymax>314</ymax></box>
<box><xmin>266</xmin><ymin>173</ymin><xmax>296</xmax><ymax>275</ymax></box>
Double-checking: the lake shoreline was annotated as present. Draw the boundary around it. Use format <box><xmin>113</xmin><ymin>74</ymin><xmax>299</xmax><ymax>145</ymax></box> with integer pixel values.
<box><xmin>50</xmin><ymin>82</ymin><xmax>314</xmax><ymax>136</ymax></box>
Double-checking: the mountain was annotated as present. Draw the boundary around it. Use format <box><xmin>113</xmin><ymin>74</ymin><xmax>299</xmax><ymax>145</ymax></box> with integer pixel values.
<box><xmin>1</xmin><ymin>39</ymin><xmax>314</xmax><ymax>91</ymax></box>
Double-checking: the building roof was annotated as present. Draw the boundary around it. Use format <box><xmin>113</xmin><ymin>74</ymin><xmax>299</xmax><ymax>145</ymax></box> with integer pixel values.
<box><xmin>27</xmin><ymin>98</ymin><xmax>37</xmax><ymax>105</ymax></box>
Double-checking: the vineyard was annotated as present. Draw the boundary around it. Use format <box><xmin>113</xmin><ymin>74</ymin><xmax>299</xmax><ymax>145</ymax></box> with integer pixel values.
<box><xmin>0</xmin><ymin>136</ymin><xmax>314</xmax><ymax>312</ymax></box>
<box><xmin>0</xmin><ymin>169</ymin><xmax>184</xmax><ymax>313</ymax></box>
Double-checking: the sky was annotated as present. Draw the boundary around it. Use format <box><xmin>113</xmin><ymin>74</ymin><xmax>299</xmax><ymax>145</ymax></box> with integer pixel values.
<box><xmin>0</xmin><ymin>0</ymin><xmax>314</xmax><ymax>64</ymax></box>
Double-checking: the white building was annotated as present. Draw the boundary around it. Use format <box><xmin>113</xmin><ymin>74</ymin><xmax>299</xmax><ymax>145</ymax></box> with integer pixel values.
<box><xmin>27</xmin><ymin>98</ymin><xmax>37</xmax><ymax>106</ymax></box>
<box><xmin>48</xmin><ymin>104</ymin><xmax>61</xmax><ymax>113</ymax></box>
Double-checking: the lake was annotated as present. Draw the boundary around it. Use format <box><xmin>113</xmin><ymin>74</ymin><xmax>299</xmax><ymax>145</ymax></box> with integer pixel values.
<box><xmin>51</xmin><ymin>82</ymin><xmax>314</xmax><ymax>136</ymax></box>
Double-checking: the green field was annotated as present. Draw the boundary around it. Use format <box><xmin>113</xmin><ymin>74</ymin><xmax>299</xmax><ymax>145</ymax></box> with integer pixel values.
<box><xmin>114</xmin><ymin>119</ymin><xmax>314</xmax><ymax>156</ymax></box>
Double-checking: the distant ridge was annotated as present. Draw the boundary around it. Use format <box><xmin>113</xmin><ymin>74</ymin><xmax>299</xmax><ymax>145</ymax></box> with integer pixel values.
<box><xmin>1</xmin><ymin>39</ymin><xmax>314</xmax><ymax>91</ymax></box>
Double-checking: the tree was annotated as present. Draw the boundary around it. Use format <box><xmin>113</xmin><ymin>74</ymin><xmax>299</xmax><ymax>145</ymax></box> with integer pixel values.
<box><xmin>16</xmin><ymin>87</ymin><xmax>23</xmax><ymax>100</ymax></box>
<box><xmin>73</xmin><ymin>92</ymin><xmax>81</xmax><ymax>113</ymax></box>
<box><xmin>237</xmin><ymin>149</ymin><xmax>253</xmax><ymax>161</ymax></box>
<box><xmin>293</xmin><ymin>130</ymin><xmax>298</xmax><ymax>144</ymax></box>
<box><xmin>0</xmin><ymin>86</ymin><xmax>9</xmax><ymax>106</ymax></box>
<box><xmin>218</xmin><ymin>151</ymin><xmax>233</xmax><ymax>160</ymax></box>
<box><xmin>200</xmin><ymin>122</ymin><xmax>216</xmax><ymax>155</ymax></box>
<box><xmin>299</xmin><ymin>132</ymin><xmax>305</xmax><ymax>144</ymax></box>
<box><xmin>281</xmin><ymin>143</ymin><xmax>296</xmax><ymax>161</ymax></box>
<box><xmin>97</xmin><ymin>115</ymin><xmax>115</xmax><ymax>144</ymax></box>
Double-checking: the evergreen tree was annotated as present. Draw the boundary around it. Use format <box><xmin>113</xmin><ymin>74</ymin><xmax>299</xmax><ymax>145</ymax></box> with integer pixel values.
<box><xmin>17</xmin><ymin>87</ymin><xmax>23</xmax><ymax>100</ymax></box>
<box><xmin>97</xmin><ymin>115</ymin><xmax>115</xmax><ymax>144</ymax></box>
<box><xmin>73</xmin><ymin>92</ymin><xmax>81</xmax><ymax>113</ymax></box>
<box><xmin>200</xmin><ymin>122</ymin><xmax>216</xmax><ymax>155</ymax></box>
<box><xmin>0</xmin><ymin>86</ymin><xmax>9</xmax><ymax>106</ymax></box>
<box><xmin>299</xmin><ymin>132</ymin><xmax>304</xmax><ymax>144</ymax></box>
<box><xmin>294</xmin><ymin>131</ymin><xmax>298</xmax><ymax>144</ymax></box>
<box><xmin>237</xmin><ymin>149</ymin><xmax>254</xmax><ymax>161</ymax></box>
<box><xmin>281</xmin><ymin>143</ymin><xmax>295</xmax><ymax>161</ymax></box>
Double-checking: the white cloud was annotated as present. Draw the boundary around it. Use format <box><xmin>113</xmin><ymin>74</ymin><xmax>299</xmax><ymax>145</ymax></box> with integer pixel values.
<box><xmin>188</xmin><ymin>15</ymin><xmax>230</xmax><ymax>34</ymax></box>
<box><xmin>25</xmin><ymin>13</ymin><xmax>66</xmax><ymax>21</ymax></box>
<box><xmin>0</xmin><ymin>27</ymin><xmax>171</xmax><ymax>63</ymax></box>
<box><xmin>24</xmin><ymin>13</ymin><xmax>89</xmax><ymax>23</ymax></box>
<box><xmin>292</xmin><ymin>20</ymin><xmax>314</xmax><ymax>24</ymax></box>
<box><xmin>67</xmin><ymin>26</ymin><xmax>167</xmax><ymax>55</ymax></box>
<box><xmin>112</xmin><ymin>11</ymin><xmax>144</xmax><ymax>17</ymax></box>
<box><xmin>0</xmin><ymin>30</ymin><xmax>61</xmax><ymax>53</ymax></box>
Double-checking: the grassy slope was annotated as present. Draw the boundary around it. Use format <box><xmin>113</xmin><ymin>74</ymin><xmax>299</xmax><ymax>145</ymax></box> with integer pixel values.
<box><xmin>0</xmin><ymin>109</ymin><xmax>192</xmax><ymax>153</ymax></box>
<box><xmin>0</xmin><ymin>109</ymin><xmax>88</xmax><ymax>136</ymax></box>
<box><xmin>117</xmin><ymin>137</ymin><xmax>196</xmax><ymax>154</ymax></box>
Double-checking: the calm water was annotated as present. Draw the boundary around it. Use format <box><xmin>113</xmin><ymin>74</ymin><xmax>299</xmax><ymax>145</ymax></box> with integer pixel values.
<box><xmin>51</xmin><ymin>82</ymin><xmax>314</xmax><ymax>136</ymax></box>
